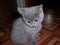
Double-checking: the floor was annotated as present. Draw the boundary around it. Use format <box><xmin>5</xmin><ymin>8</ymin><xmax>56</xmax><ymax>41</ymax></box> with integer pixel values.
<box><xmin>0</xmin><ymin>9</ymin><xmax>60</xmax><ymax>45</ymax></box>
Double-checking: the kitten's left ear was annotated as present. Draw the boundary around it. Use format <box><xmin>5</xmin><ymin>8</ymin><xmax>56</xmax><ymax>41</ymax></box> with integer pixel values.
<box><xmin>17</xmin><ymin>7</ymin><xmax>25</xmax><ymax>15</ymax></box>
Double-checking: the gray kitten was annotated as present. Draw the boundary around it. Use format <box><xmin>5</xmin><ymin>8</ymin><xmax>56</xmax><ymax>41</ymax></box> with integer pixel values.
<box><xmin>10</xmin><ymin>4</ymin><xmax>44</xmax><ymax>45</ymax></box>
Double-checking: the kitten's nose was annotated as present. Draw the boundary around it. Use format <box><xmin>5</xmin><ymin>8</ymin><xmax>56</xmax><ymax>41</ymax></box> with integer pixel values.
<box><xmin>32</xmin><ymin>23</ymin><xmax>36</xmax><ymax>27</ymax></box>
<box><xmin>32</xmin><ymin>21</ymin><xmax>35</xmax><ymax>25</ymax></box>
<box><xmin>32</xmin><ymin>23</ymin><xmax>35</xmax><ymax>26</ymax></box>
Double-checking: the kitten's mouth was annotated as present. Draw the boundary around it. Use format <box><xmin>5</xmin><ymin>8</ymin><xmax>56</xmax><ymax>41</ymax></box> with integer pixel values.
<box><xmin>25</xmin><ymin>23</ymin><xmax>37</xmax><ymax>28</ymax></box>
<box><xmin>27</xmin><ymin>24</ymin><xmax>36</xmax><ymax>28</ymax></box>
<box><xmin>32</xmin><ymin>25</ymin><xmax>37</xmax><ymax>28</ymax></box>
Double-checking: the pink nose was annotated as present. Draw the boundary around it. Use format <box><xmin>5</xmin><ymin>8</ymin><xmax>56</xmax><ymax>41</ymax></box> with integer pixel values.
<box><xmin>32</xmin><ymin>24</ymin><xmax>36</xmax><ymax>27</ymax></box>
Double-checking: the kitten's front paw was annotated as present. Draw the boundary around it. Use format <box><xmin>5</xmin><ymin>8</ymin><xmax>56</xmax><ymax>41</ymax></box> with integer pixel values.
<box><xmin>13</xmin><ymin>41</ymin><xmax>28</xmax><ymax>45</ymax></box>
<box><xmin>33</xmin><ymin>35</ymin><xmax>38</xmax><ymax>41</ymax></box>
<box><xmin>30</xmin><ymin>41</ymin><xmax>36</xmax><ymax>45</ymax></box>
<box><xmin>23</xmin><ymin>41</ymin><xmax>28</xmax><ymax>45</ymax></box>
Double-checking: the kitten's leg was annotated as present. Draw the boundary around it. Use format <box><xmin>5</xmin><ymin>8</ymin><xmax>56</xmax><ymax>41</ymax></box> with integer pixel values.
<box><xmin>12</xmin><ymin>41</ymin><xmax>28</xmax><ymax>45</ymax></box>
<box><xmin>30</xmin><ymin>34</ymin><xmax>38</xmax><ymax>45</ymax></box>
<box><xmin>23</xmin><ymin>41</ymin><xmax>28</xmax><ymax>45</ymax></box>
<box><xmin>27</xmin><ymin>33</ymin><xmax>38</xmax><ymax>45</ymax></box>
<box><xmin>19</xmin><ymin>41</ymin><xmax>28</xmax><ymax>45</ymax></box>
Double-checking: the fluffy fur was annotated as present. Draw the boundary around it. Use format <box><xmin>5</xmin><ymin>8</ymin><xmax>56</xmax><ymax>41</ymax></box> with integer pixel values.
<box><xmin>10</xmin><ymin>4</ymin><xmax>44</xmax><ymax>45</ymax></box>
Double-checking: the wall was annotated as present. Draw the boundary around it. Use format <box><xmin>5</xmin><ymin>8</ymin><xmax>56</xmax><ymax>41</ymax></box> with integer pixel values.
<box><xmin>0</xmin><ymin>0</ymin><xmax>17</xmax><ymax>31</ymax></box>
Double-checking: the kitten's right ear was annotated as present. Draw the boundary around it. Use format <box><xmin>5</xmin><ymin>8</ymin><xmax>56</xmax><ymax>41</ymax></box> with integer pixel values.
<box><xmin>17</xmin><ymin>8</ymin><xmax>25</xmax><ymax>15</ymax></box>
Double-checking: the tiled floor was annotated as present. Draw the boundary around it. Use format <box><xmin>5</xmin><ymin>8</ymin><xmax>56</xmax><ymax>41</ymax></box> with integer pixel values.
<box><xmin>0</xmin><ymin>9</ymin><xmax>60</xmax><ymax>45</ymax></box>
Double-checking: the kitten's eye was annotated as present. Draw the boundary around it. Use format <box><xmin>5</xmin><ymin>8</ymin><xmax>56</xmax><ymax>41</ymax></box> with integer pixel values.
<box><xmin>28</xmin><ymin>21</ymin><xmax>30</xmax><ymax>23</ymax></box>
<box><xmin>35</xmin><ymin>19</ymin><xmax>38</xmax><ymax>22</ymax></box>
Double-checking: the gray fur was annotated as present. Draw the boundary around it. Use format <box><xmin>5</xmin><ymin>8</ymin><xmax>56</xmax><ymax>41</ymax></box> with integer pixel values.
<box><xmin>10</xmin><ymin>4</ymin><xmax>44</xmax><ymax>45</ymax></box>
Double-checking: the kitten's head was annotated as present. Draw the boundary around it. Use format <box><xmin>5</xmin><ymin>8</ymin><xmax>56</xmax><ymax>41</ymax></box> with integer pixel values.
<box><xmin>17</xmin><ymin>4</ymin><xmax>44</xmax><ymax>28</ymax></box>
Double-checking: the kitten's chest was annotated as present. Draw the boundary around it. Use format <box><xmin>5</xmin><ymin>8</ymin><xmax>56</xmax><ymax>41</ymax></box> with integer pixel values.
<box><xmin>25</xmin><ymin>25</ymin><xmax>37</xmax><ymax>33</ymax></box>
